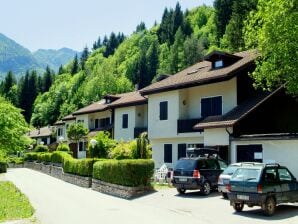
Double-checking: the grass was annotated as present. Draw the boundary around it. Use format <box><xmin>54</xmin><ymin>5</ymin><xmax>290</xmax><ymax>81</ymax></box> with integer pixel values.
<box><xmin>0</xmin><ymin>181</ymin><xmax>34</xmax><ymax>222</ymax></box>
<box><xmin>151</xmin><ymin>181</ymin><xmax>173</xmax><ymax>190</ymax></box>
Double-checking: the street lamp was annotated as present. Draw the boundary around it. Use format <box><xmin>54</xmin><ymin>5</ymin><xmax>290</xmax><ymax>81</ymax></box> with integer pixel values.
<box><xmin>59</xmin><ymin>136</ymin><xmax>64</xmax><ymax>143</ymax></box>
<box><xmin>90</xmin><ymin>139</ymin><xmax>97</xmax><ymax>158</ymax></box>
<box><xmin>40</xmin><ymin>141</ymin><xmax>44</xmax><ymax>145</ymax></box>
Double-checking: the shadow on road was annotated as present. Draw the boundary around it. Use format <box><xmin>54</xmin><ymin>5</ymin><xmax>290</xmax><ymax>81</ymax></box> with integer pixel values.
<box><xmin>234</xmin><ymin>204</ymin><xmax>298</xmax><ymax>220</ymax></box>
<box><xmin>175</xmin><ymin>190</ymin><xmax>221</xmax><ymax>199</ymax></box>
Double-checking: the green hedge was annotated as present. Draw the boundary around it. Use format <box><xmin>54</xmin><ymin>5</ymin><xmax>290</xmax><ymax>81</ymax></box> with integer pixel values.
<box><xmin>0</xmin><ymin>161</ymin><xmax>7</xmax><ymax>173</ymax></box>
<box><xmin>63</xmin><ymin>158</ymin><xmax>103</xmax><ymax>177</ymax></box>
<box><xmin>56</xmin><ymin>143</ymin><xmax>70</xmax><ymax>152</ymax></box>
<box><xmin>7</xmin><ymin>157</ymin><xmax>24</xmax><ymax>164</ymax></box>
<box><xmin>34</xmin><ymin>145</ymin><xmax>49</xmax><ymax>152</ymax></box>
<box><xmin>93</xmin><ymin>159</ymin><xmax>154</xmax><ymax>187</ymax></box>
<box><xmin>24</xmin><ymin>152</ymin><xmax>39</xmax><ymax>161</ymax></box>
<box><xmin>36</xmin><ymin>153</ymin><xmax>52</xmax><ymax>163</ymax></box>
<box><xmin>51</xmin><ymin>151</ymin><xmax>72</xmax><ymax>164</ymax></box>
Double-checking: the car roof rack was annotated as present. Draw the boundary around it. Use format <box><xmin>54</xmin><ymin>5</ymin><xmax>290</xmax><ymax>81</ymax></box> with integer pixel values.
<box><xmin>265</xmin><ymin>163</ymin><xmax>280</xmax><ymax>167</ymax></box>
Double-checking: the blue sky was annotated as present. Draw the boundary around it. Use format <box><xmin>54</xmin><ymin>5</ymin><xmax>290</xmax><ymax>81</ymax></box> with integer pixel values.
<box><xmin>0</xmin><ymin>0</ymin><xmax>213</xmax><ymax>52</ymax></box>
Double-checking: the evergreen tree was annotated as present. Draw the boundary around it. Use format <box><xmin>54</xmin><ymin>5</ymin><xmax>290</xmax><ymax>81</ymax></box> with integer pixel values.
<box><xmin>80</xmin><ymin>46</ymin><xmax>90</xmax><ymax>70</ymax></box>
<box><xmin>42</xmin><ymin>66</ymin><xmax>53</xmax><ymax>93</ymax></box>
<box><xmin>58</xmin><ymin>64</ymin><xmax>64</xmax><ymax>75</ymax></box>
<box><xmin>102</xmin><ymin>35</ymin><xmax>108</xmax><ymax>46</ymax></box>
<box><xmin>158</xmin><ymin>8</ymin><xmax>173</xmax><ymax>44</ymax></box>
<box><xmin>71</xmin><ymin>54</ymin><xmax>79</xmax><ymax>75</ymax></box>
<box><xmin>146</xmin><ymin>41</ymin><xmax>159</xmax><ymax>85</ymax></box>
<box><xmin>170</xmin><ymin>28</ymin><xmax>185</xmax><ymax>73</ymax></box>
<box><xmin>137</xmin><ymin>52</ymin><xmax>148</xmax><ymax>89</ymax></box>
<box><xmin>136</xmin><ymin>22</ymin><xmax>146</xmax><ymax>33</ymax></box>
<box><xmin>221</xmin><ymin>0</ymin><xmax>257</xmax><ymax>52</ymax></box>
<box><xmin>184</xmin><ymin>35</ymin><xmax>204</xmax><ymax>66</ymax></box>
<box><xmin>214</xmin><ymin>0</ymin><xmax>235</xmax><ymax>43</ymax></box>
<box><xmin>1</xmin><ymin>71</ymin><xmax>16</xmax><ymax>95</ymax></box>
<box><xmin>92</xmin><ymin>37</ymin><xmax>102</xmax><ymax>50</ymax></box>
<box><xmin>104</xmin><ymin>32</ymin><xmax>118</xmax><ymax>57</ymax></box>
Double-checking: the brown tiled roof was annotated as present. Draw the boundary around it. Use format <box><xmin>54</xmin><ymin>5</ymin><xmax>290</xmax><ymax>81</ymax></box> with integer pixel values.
<box><xmin>72</xmin><ymin>100</ymin><xmax>108</xmax><ymax>115</ymax></box>
<box><xmin>140</xmin><ymin>50</ymin><xmax>258</xmax><ymax>95</ymax></box>
<box><xmin>28</xmin><ymin>126</ymin><xmax>53</xmax><ymax>138</ymax></box>
<box><xmin>62</xmin><ymin>114</ymin><xmax>76</xmax><ymax>121</ymax></box>
<box><xmin>108</xmin><ymin>91</ymin><xmax>147</xmax><ymax>108</ymax></box>
<box><xmin>54</xmin><ymin>120</ymin><xmax>64</xmax><ymax>125</ymax></box>
<box><xmin>194</xmin><ymin>87</ymin><xmax>283</xmax><ymax>129</ymax></box>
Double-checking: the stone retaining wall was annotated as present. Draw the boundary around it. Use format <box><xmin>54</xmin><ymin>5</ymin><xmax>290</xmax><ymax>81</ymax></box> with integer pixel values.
<box><xmin>50</xmin><ymin>165</ymin><xmax>63</xmax><ymax>179</ymax></box>
<box><xmin>8</xmin><ymin>163</ymin><xmax>24</xmax><ymax>168</ymax></box>
<box><xmin>40</xmin><ymin>164</ymin><xmax>52</xmax><ymax>175</ymax></box>
<box><xmin>62</xmin><ymin>172</ymin><xmax>92</xmax><ymax>188</ymax></box>
<box><xmin>92</xmin><ymin>178</ymin><xmax>153</xmax><ymax>199</ymax></box>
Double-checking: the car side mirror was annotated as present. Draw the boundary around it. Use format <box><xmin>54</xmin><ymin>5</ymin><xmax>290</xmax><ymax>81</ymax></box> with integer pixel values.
<box><xmin>293</xmin><ymin>177</ymin><xmax>297</xmax><ymax>182</ymax></box>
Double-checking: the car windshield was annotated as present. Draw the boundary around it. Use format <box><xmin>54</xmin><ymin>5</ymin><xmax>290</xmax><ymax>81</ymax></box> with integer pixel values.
<box><xmin>175</xmin><ymin>159</ymin><xmax>197</xmax><ymax>170</ymax></box>
<box><xmin>223</xmin><ymin>165</ymin><xmax>239</xmax><ymax>175</ymax></box>
<box><xmin>232</xmin><ymin>168</ymin><xmax>261</xmax><ymax>181</ymax></box>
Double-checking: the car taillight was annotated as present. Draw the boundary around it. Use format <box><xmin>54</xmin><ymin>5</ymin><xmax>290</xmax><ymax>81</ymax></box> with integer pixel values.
<box><xmin>227</xmin><ymin>184</ymin><xmax>231</xmax><ymax>192</ymax></box>
<box><xmin>193</xmin><ymin>170</ymin><xmax>200</xmax><ymax>178</ymax></box>
<box><xmin>257</xmin><ymin>184</ymin><xmax>262</xmax><ymax>193</ymax></box>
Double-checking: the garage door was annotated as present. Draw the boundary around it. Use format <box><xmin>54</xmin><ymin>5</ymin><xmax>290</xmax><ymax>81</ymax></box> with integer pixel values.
<box><xmin>237</xmin><ymin>144</ymin><xmax>263</xmax><ymax>162</ymax></box>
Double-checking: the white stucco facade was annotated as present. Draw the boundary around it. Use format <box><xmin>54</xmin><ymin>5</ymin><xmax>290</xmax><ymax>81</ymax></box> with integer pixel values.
<box><xmin>147</xmin><ymin>78</ymin><xmax>237</xmax><ymax>168</ymax></box>
<box><xmin>231</xmin><ymin>139</ymin><xmax>298</xmax><ymax>178</ymax></box>
<box><xmin>114</xmin><ymin>104</ymin><xmax>148</xmax><ymax>141</ymax></box>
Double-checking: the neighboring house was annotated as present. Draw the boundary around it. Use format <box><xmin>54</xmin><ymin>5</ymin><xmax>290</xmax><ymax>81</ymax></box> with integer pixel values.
<box><xmin>54</xmin><ymin>92</ymin><xmax>147</xmax><ymax>158</ymax></box>
<box><xmin>28</xmin><ymin>126</ymin><xmax>55</xmax><ymax>146</ymax></box>
<box><xmin>140</xmin><ymin>50</ymin><xmax>298</xmax><ymax>177</ymax></box>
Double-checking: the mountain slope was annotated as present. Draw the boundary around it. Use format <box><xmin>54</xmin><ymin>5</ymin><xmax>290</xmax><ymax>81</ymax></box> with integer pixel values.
<box><xmin>0</xmin><ymin>33</ymin><xmax>41</xmax><ymax>78</ymax></box>
<box><xmin>33</xmin><ymin>48</ymin><xmax>78</xmax><ymax>71</ymax></box>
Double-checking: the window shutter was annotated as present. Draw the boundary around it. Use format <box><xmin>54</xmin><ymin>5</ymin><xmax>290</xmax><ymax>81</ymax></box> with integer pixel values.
<box><xmin>122</xmin><ymin>114</ymin><xmax>128</xmax><ymax>129</ymax></box>
<box><xmin>164</xmin><ymin>144</ymin><xmax>172</xmax><ymax>163</ymax></box>
<box><xmin>178</xmin><ymin>144</ymin><xmax>187</xmax><ymax>159</ymax></box>
<box><xmin>212</xmin><ymin>96</ymin><xmax>222</xmax><ymax>116</ymax></box>
<box><xmin>160</xmin><ymin>101</ymin><xmax>168</xmax><ymax>120</ymax></box>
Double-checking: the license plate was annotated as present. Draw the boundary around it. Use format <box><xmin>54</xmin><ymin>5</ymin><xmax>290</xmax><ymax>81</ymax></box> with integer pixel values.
<box><xmin>179</xmin><ymin>178</ymin><xmax>187</xmax><ymax>182</ymax></box>
<box><xmin>237</xmin><ymin>195</ymin><xmax>249</xmax><ymax>200</ymax></box>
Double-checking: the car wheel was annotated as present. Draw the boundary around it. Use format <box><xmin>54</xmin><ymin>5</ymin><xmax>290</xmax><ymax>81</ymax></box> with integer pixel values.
<box><xmin>177</xmin><ymin>188</ymin><xmax>186</xmax><ymax>194</ymax></box>
<box><xmin>202</xmin><ymin>181</ymin><xmax>211</xmax><ymax>196</ymax></box>
<box><xmin>233</xmin><ymin>202</ymin><xmax>244</xmax><ymax>212</ymax></box>
<box><xmin>263</xmin><ymin>197</ymin><xmax>276</xmax><ymax>216</ymax></box>
<box><xmin>222</xmin><ymin>192</ymin><xmax>228</xmax><ymax>199</ymax></box>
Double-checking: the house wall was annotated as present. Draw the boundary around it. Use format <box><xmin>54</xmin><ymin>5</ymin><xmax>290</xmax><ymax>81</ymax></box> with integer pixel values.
<box><xmin>63</xmin><ymin>120</ymin><xmax>75</xmax><ymax>141</ymax></box>
<box><xmin>88</xmin><ymin>110</ymin><xmax>112</xmax><ymax>129</ymax></box>
<box><xmin>75</xmin><ymin>114</ymin><xmax>89</xmax><ymax>129</ymax></box>
<box><xmin>114</xmin><ymin>106</ymin><xmax>136</xmax><ymax>141</ymax></box>
<box><xmin>231</xmin><ymin>139</ymin><xmax>298</xmax><ymax>178</ymax></box>
<box><xmin>151</xmin><ymin>137</ymin><xmax>204</xmax><ymax>168</ymax></box>
<box><xmin>204</xmin><ymin>128</ymin><xmax>231</xmax><ymax>146</ymax></box>
<box><xmin>135</xmin><ymin>104</ymin><xmax>148</xmax><ymax>127</ymax></box>
<box><xmin>148</xmin><ymin>90</ymin><xmax>180</xmax><ymax>139</ymax></box>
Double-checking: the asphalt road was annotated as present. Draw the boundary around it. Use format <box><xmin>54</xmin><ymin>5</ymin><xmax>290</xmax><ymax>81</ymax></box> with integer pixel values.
<box><xmin>4</xmin><ymin>168</ymin><xmax>298</xmax><ymax>224</ymax></box>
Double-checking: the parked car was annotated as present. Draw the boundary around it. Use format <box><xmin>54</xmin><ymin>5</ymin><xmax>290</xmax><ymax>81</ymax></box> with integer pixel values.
<box><xmin>172</xmin><ymin>152</ymin><xmax>228</xmax><ymax>195</ymax></box>
<box><xmin>228</xmin><ymin>163</ymin><xmax>298</xmax><ymax>216</ymax></box>
<box><xmin>218</xmin><ymin>162</ymin><xmax>261</xmax><ymax>198</ymax></box>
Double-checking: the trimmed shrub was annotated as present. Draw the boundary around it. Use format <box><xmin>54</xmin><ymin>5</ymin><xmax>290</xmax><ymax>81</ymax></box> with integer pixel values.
<box><xmin>88</xmin><ymin>131</ymin><xmax>116</xmax><ymax>158</ymax></box>
<box><xmin>56</xmin><ymin>143</ymin><xmax>70</xmax><ymax>152</ymax></box>
<box><xmin>0</xmin><ymin>161</ymin><xmax>7</xmax><ymax>173</ymax></box>
<box><xmin>63</xmin><ymin>158</ymin><xmax>103</xmax><ymax>177</ymax></box>
<box><xmin>34</xmin><ymin>145</ymin><xmax>49</xmax><ymax>152</ymax></box>
<box><xmin>24</xmin><ymin>152</ymin><xmax>39</xmax><ymax>161</ymax></box>
<box><xmin>93</xmin><ymin>159</ymin><xmax>154</xmax><ymax>187</ymax></box>
<box><xmin>37</xmin><ymin>153</ymin><xmax>52</xmax><ymax>163</ymax></box>
<box><xmin>7</xmin><ymin>157</ymin><xmax>24</xmax><ymax>164</ymax></box>
<box><xmin>109</xmin><ymin>141</ymin><xmax>133</xmax><ymax>160</ymax></box>
<box><xmin>51</xmin><ymin>151</ymin><xmax>72</xmax><ymax>164</ymax></box>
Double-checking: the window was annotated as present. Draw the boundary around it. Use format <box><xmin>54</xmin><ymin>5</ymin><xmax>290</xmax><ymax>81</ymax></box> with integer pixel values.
<box><xmin>263</xmin><ymin>168</ymin><xmax>277</xmax><ymax>182</ymax></box>
<box><xmin>218</xmin><ymin>160</ymin><xmax>228</xmax><ymax>170</ymax></box>
<box><xmin>159</xmin><ymin>101</ymin><xmax>168</xmax><ymax>120</ymax></box>
<box><xmin>201</xmin><ymin>96</ymin><xmax>222</xmax><ymax>118</ymax></box>
<box><xmin>214</xmin><ymin>60</ymin><xmax>223</xmax><ymax>68</ymax></box>
<box><xmin>122</xmin><ymin>114</ymin><xmax>128</xmax><ymax>129</ymax></box>
<box><xmin>278</xmin><ymin>168</ymin><xmax>293</xmax><ymax>181</ymax></box>
<box><xmin>206</xmin><ymin>159</ymin><xmax>219</xmax><ymax>169</ymax></box>
<box><xmin>94</xmin><ymin>119</ymin><xmax>99</xmax><ymax>129</ymax></box>
<box><xmin>77</xmin><ymin>120</ymin><xmax>84</xmax><ymax>123</ymax></box>
<box><xmin>164</xmin><ymin>144</ymin><xmax>172</xmax><ymax>163</ymax></box>
<box><xmin>58</xmin><ymin>128</ymin><xmax>63</xmax><ymax>136</ymax></box>
<box><xmin>178</xmin><ymin>144</ymin><xmax>186</xmax><ymax>159</ymax></box>
<box><xmin>78</xmin><ymin>142</ymin><xmax>85</xmax><ymax>151</ymax></box>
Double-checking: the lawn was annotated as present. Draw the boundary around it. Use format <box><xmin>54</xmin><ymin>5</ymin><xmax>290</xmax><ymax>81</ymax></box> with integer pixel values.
<box><xmin>0</xmin><ymin>181</ymin><xmax>34</xmax><ymax>222</ymax></box>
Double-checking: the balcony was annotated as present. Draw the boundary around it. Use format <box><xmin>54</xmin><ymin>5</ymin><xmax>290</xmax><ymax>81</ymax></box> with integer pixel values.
<box><xmin>134</xmin><ymin>127</ymin><xmax>148</xmax><ymax>138</ymax></box>
<box><xmin>89</xmin><ymin>123</ymin><xmax>114</xmax><ymax>132</ymax></box>
<box><xmin>177</xmin><ymin>118</ymin><xmax>204</xmax><ymax>133</ymax></box>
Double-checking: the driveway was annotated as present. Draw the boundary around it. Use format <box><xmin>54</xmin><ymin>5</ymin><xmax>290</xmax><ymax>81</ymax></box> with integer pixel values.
<box><xmin>4</xmin><ymin>168</ymin><xmax>298</xmax><ymax>224</ymax></box>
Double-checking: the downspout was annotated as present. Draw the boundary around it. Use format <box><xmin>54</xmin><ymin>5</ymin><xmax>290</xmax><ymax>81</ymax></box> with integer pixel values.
<box><xmin>225</xmin><ymin>127</ymin><xmax>232</xmax><ymax>164</ymax></box>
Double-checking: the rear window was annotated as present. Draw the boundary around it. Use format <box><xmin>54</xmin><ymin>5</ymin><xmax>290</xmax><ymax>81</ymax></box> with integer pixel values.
<box><xmin>175</xmin><ymin>159</ymin><xmax>197</xmax><ymax>170</ymax></box>
<box><xmin>223</xmin><ymin>165</ymin><xmax>239</xmax><ymax>175</ymax></box>
<box><xmin>232</xmin><ymin>168</ymin><xmax>261</xmax><ymax>181</ymax></box>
